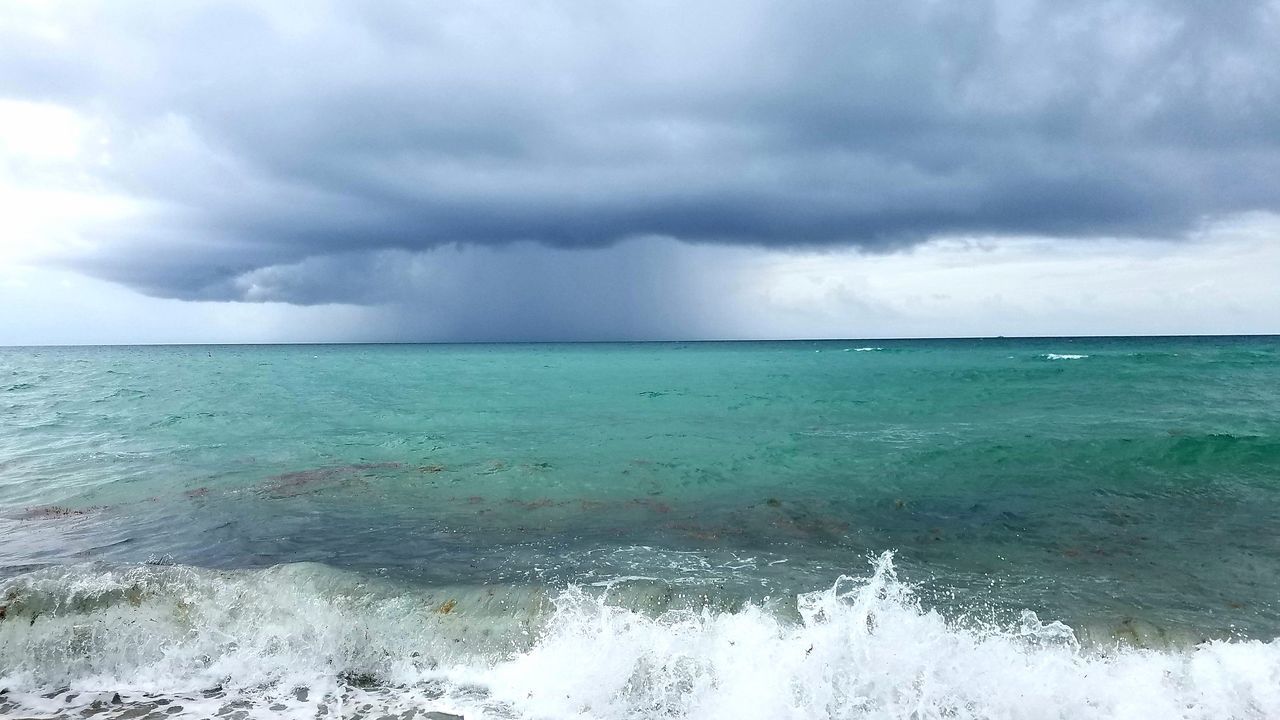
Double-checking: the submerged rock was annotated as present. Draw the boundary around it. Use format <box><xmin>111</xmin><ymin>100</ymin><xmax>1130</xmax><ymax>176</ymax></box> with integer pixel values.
<box><xmin>19</xmin><ymin>505</ymin><xmax>91</xmax><ymax>520</ymax></box>
<box><xmin>260</xmin><ymin>462</ymin><xmax>402</xmax><ymax>498</ymax></box>
<box><xmin>337</xmin><ymin>670</ymin><xmax>382</xmax><ymax>689</ymax></box>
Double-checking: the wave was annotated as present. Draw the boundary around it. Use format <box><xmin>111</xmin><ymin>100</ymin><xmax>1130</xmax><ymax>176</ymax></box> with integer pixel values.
<box><xmin>2</xmin><ymin>554</ymin><xmax>1279</xmax><ymax>719</ymax></box>
<box><xmin>1042</xmin><ymin>353</ymin><xmax>1088</xmax><ymax>360</ymax></box>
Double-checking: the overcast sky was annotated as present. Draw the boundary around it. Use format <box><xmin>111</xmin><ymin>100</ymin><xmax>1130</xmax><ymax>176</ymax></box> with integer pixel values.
<box><xmin>1</xmin><ymin>0</ymin><xmax>1278</xmax><ymax>344</ymax></box>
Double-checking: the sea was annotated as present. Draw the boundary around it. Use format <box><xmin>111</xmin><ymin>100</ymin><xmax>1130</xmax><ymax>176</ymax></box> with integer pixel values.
<box><xmin>1</xmin><ymin>336</ymin><xmax>1279</xmax><ymax>719</ymax></box>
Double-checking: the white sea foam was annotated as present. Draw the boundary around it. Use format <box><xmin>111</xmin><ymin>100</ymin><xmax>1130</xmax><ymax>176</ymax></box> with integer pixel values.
<box><xmin>1044</xmin><ymin>353</ymin><xmax>1089</xmax><ymax>360</ymax></box>
<box><xmin>2</xmin><ymin>555</ymin><xmax>1280</xmax><ymax>719</ymax></box>
<box><xmin>854</xmin><ymin>347</ymin><xmax>884</xmax><ymax>352</ymax></box>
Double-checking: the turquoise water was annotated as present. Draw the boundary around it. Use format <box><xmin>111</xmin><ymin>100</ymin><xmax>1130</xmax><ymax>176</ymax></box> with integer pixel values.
<box><xmin>2</xmin><ymin>337</ymin><xmax>1280</xmax><ymax>718</ymax></box>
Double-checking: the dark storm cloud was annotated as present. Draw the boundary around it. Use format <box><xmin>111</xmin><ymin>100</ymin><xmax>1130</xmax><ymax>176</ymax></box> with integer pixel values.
<box><xmin>4</xmin><ymin>0</ymin><xmax>1279</xmax><ymax>303</ymax></box>
<box><xmin>218</xmin><ymin>240</ymin><xmax>748</xmax><ymax>341</ymax></box>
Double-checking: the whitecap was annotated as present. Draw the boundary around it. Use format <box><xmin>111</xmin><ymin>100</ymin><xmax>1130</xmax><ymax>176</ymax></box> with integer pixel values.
<box><xmin>2</xmin><ymin>555</ymin><xmax>1279</xmax><ymax>719</ymax></box>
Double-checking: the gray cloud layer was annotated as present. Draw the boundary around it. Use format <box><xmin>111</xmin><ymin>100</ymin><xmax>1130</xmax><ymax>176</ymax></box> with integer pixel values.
<box><xmin>4</xmin><ymin>0</ymin><xmax>1280</xmax><ymax>303</ymax></box>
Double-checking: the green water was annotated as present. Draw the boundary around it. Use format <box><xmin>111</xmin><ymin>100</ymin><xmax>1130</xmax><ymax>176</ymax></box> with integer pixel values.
<box><xmin>7</xmin><ymin>338</ymin><xmax>1280</xmax><ymax>645</ymax></box>
<box><xmin>3</xmin><ymin>337</ymin><xmax>1279</xmax><ymax>644</ymax></box>
<box><xmin>4</xmin><ymin>337</ymin><xmax>1280</xmax><ymax>718</ymax></box>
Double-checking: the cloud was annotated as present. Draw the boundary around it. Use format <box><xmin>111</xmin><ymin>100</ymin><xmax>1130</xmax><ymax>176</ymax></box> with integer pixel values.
<box><xmin>4</xmin><ymin>213</ymin><xmax>1278</xmax><ymax>345</ymax></box>
<box><xmin>1</xmin><ymin>0</ymin><xmax>1279</xmax><ymax>317</ymax></box>
<box><xmin>0</xmin><ymin>264</ymin><xmax>387</xmax><ymax>346</ymax></box>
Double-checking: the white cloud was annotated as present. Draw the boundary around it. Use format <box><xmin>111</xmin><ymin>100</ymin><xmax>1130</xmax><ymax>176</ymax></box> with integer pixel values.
<box><xmin>735</xmin><ymin>213</ymin><xmax>1280</xmax><ymax>338</ymax></box>
<box><xmin>0</xmin><ymin>99</ymin><xmax>140</xmax><ymax>264</ymax></box>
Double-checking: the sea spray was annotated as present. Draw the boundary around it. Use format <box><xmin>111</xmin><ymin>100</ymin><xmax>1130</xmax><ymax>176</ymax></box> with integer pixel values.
<box><xmin>480</xmin><ymin>552</ymin><xmax>1280</xmax><ymax>719</ymax></box>
<box><xmin>3</xmin><ymin>554</ymin><xmax>1280</xmax><ymax>718</ymax></box>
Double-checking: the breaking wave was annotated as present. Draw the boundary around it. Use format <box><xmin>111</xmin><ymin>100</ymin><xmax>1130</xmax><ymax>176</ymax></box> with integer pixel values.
<box><xmin>2</xmin><ymin>553</ymin><xmax>1279</xmax><ymax>719</ymax></box>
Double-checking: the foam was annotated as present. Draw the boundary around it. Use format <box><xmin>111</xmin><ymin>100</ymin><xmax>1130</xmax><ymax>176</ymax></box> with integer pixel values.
<box><xmin>3</xmin><ymin>555</ymin><xmax>1280</xmax><ymax>719</ymax></box>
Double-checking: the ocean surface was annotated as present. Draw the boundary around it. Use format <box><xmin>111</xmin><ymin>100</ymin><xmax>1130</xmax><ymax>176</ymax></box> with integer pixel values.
<box><xmin>1</xmin><ymin>337</ymin><xmax>1279</xmax><ymax>719</ymax></box>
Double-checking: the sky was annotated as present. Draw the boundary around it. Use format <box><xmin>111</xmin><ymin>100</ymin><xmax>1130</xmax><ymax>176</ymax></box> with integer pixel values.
<box><xmin>1</xmin><ymin>0</ymin><xmax>1278</xmax><ymax>344</ymax></box>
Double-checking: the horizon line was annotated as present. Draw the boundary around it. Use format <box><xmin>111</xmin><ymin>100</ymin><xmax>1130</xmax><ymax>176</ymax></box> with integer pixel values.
<box><xmin>2</xmin><ymin>333</ymin><xmax>1278</xmax><ymax>350</ymax></box>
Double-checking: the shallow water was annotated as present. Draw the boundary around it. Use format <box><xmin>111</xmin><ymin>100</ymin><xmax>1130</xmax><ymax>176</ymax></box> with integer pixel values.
<box><xmin>2</xmin><ymin>337</ymin><xmax>1279</xmax><ymax>718</ymax></box>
